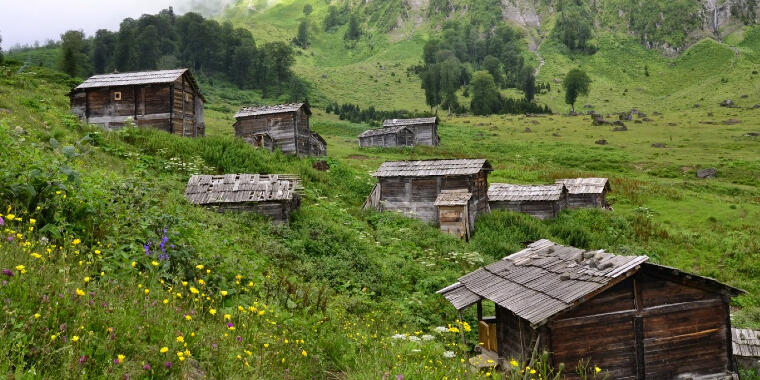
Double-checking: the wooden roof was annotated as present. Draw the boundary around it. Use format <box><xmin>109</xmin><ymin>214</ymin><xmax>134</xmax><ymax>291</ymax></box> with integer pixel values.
<box><xmin>555</xmin><ymin>178</ymin><xmax>610</xmax><ymax>194</ymax></box>
<box><xmin>310</xmin><ymin>132</ymin><xmax>327</xmax><ymax>145</ymax></box>
<box><xmin>733</xmin><ymin>328</ymin><xmax>760</xmax><ymax>358</ymax></box>
<box><xmin>435</xmin><ymin>190</ymin><xmax>473</xmax><ymax>206</ymax></box>
<box><xmin>372</xmin><ymin>159</ymin><xmax>492</xmax><ymax>178</ymax></box>
<box><xmin>489</xmin><ymin>184</ymin><xmax>566</xmax><ymax>202</ymax></box>
<box><xmin>185</xmin><ymin>174</ymin><xmax>301</xmax><ymax>205</ymax></box>
<box><xmin>74</xmin><ymin>69</ymin><xmax>205</xmax><ymax>101</ymax></box>
<box><xmin>439</xmin><ymin>239</ymin><xmax>649</xmax><ymax>326</ymax></box>
<box><xmin>235</xmin><ymin>103</ymin><xmax>309</xmax><ymax>118</ymax></box>
<box><xmin>383</xmin><ymin>117</ymin><xmax>438</xmax><ymax>127</ymax></box>
<box><xmin>358</xmin><ymin>126</ymin><xmax>410</xmax><ymax>138</ymax></box>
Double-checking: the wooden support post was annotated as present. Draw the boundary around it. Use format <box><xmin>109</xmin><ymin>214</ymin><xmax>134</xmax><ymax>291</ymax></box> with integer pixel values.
<box><xmin>476</xmin><ymin>300</ymin><xmax>483</xmax><ymax>321</ymax></box>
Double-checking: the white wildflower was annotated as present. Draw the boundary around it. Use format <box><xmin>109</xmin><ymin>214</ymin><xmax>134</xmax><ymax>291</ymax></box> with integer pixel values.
<box><xmin>421</xmin><ymin>334</ymin><xmax>434</xmax><ymax>341</ymax></box>
<box><xmin>443</xmin><ymin>351</ymin><xmax>456</xmax><ymax>358</ymax></box>
<box><xmin>391</xmin><ymin>334</ymin><xmax>407</xmax><ymax>341</ymax></box>
<box><xmin>433</xmin><ymin>326</ymin><xmax>448</xmax><ymax>333</ymax></box>
<box><xmin>408</xmin><ymin>336</ymin><xmax>421</xmax><ymax>342</ymax></box>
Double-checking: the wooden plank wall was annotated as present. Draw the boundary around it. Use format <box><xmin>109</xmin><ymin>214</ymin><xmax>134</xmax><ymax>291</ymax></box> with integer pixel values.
<box><xmin>438</xmin><ymin>205</ymin><xmax>469</xmax><ymax>239</ymax></box>
<box><xmin>407</xmin><ymin>123</ymin><xmax>439</xmax><ymax>146</ymax></box>
<box><xmin>490</xmin><ymin>200</ymin><xmax>560</xmax><ymax>220</ymax></box>
<box><xmin>207</xmin><ymin>201</ymin><xmax>293</xmax><ymax>224</ymax></box>
<box><xmin>566</xmin><ymin>192</ymin><xmax>605</xmax><ymax>209</ymax></box>
<box><xmin>236</xmin><ymin>113</ymin><xmax>297</xmax><ymax>155</ymax></box>
<box><xmin>496</xmin><ymin>305</ymin><xmax>534</xmax><ymax>361</ymax></box>
<box><xmin>546</xmin><ymin>272</ymin><xmax>732</xmax><ymax>380</ymax></box>
<box><xmin>171</xmin><ymin>76</ymin><xmax>200</xmax><ymax>137</ymax></box>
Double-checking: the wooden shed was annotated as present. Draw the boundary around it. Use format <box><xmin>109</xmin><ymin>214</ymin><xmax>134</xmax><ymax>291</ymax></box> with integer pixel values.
<box><xmin>555</xmin><ymin>178</ymin><xmax>610</xmax><ymax>209</ymax></box>
<box><xmin>69</xmin><ymin>69</ymin><xmax>205</xmax><ymax>135</ymax></box>
<box><xmin>732</xmin><ymin>328</ymin><xmax>760</xmax><ymax>372</ymax></box>
<box><xmin>233</xmin><ymin>103</ymin><xmax>326</xmax><ymax>157</ymax></box>
<box><xmin>435</xmin><ymin>190</ymin><xmax>473</xmax><ymax>240</ymax></box>
<box><xmin>358</xmin><ymin>126</ymin><xmax>415</xmax><ymax>148</ymax></box>
<box><xmin>488</xmin><ymin>184</ymin><xmax>567</xmax><ymax>220</ymax></box>
<box><xmin>383</xmin><ymin>117</ymin><xmax>440</xmax><ymax>146</ymax></box>
<box><xmin>185</xmin><ymin>174</ymin><xmax>301</xmax><ymax>224</ymax></box>
<box><xmin>364</xmin><ymin>159</ymin><xmax>491</xmax><ymax>230</ymax></box>
<box><xmin>439</xmin><ymin>239</ymin><xmax>743</xmax><ymax>380</ymax></box>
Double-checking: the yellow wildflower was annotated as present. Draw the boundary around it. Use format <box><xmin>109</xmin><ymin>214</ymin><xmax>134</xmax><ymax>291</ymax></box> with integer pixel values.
<box><xmin>15</xmin><ymin>265</ymin><xmax>26</xmax><ymax>274</ymax></box>
<box><xmin>510</xmin><ymin>360</ymin><xmax>519</xmax><ymax>367</ymax></box>
<box><xmin>176</xmin><ymin>336</ymin><xmax>184</xmax><ymax>343</ymax></box>
<box><xmin>189</xmin><ymin>287</ymin><xmax>199</xmax><ymax>294</ymax></box>
<box><xmin>30</xmin><ymin>252</ymin><xmax>42</xmax><ymax>259</ymax></box>
<box><xmin>84</xmin><ymin>276</ymin><xmax>90</xmax><ymax>283</ymax></box>
<box><xmin>160</xmin><ymin>347</ymin><xmax>169</xmax><ymax>353</ymax></box>
<box><xmin>151</xmin><ymin>261</ymin><xmax>159</xmax><ymax>266</ymax></box>
<box><xmin>182</xmin><ymin>281</ymin><xmax>188</xmax><ymax>287</ymax></box>
<box><xmin>595</xmin><ymin>366</ymin><xmax>601</xmax><ymax>374</ymax></box>
<box><xmin>144</xmin><ymin>289</ymin><xmax>150</xmax><ymax>295</ymax></box>
<box><xmin>75</xmin><ymin>288</ymin><xmax>85</xmax><ymax>296</ymax></box>
<box><xmin>34</xmin><ymin>313</ymin><xmax>40</xmax><ymax>319</ymax></box>
<box><xmin>71</xmin><ymin>335</ymin><xmax>80</xmax><ymax>342</ymax></box>
<box><xmin>224</xmin><ymin>314</ymin><xmax>231</xmax><ymax>320</ymax></box>
<box><xmin>94</xmin><ymin>250</ymin><xmax>101</xmax><ymax>255</ymax></box>
<box><xmin>131</xmin><ymin>261</ymin><xmax>136</xmax><ymax>268</ymax></box>
<box><xmin>209</xmin><ymin>308</ymin><xmax>217</xmax><ymax>315</ymax></box>
<box><xmin>50</xmin><ymin>334</ymin><xmax>57</xmax><ymax>341</ymax></box>
<box><xmin>29</xmin><ymin>219</ymin><xmax>36</xmax><ymax>225</ymax></box>
<box><xmin>185</xmin><ymin>315</ymin><xmax>192</xmax><ymax>321</ymax></box>
<box><xmin>6</xmin><ymin>214</ymin><xmax>14</xmax><ymax>220</ymax></box>
<box><xmin>195</xmin><ymin>264</ymin><xmax>204</xmax><ymax>270</ymax></box>
<box><xmin>73</xmin><ymin>239</ymin><xmax>81</xmax><ymax>246</ymax></box>
<box><xmin>163</xmin><ymin>299</ymin><xmax>169</xmax><ymax>304</ymax></box>
<box><xmin>302</xmin><ymin>350</ymin><xmax>308</xmax><ymax>357</ymax></box>
<box><xmin>220</xmin><ymin>290</ymin><xmax>228</xmax><ymax>296</ymax></box>
<box><xmin>198</xmin><ymin>279</ymin><xmax>205</xmax><ymax>285</ymax></box>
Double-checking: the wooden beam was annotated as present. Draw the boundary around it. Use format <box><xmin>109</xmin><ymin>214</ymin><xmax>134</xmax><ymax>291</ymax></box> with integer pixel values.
<box><xmin>477</xmin><ymin>300</ymin><xmax>483</xmax><ymax>321</ymax></box>
<box><xmin>169</xmin><ymin>83</ymin><xmax>174</xmax><ymax>134</ymax></box>
<box><xmin>724</xmin><ymin>302</ymin><xmax>736</xmax><ymax>372</ymax></box>
<box><xmin>634</xmin><ymin>316</ymin><xmax>645</xmax><ymax>380</ymax></box>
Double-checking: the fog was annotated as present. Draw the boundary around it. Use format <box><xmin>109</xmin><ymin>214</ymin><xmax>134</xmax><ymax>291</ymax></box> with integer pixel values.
<box><xmin>0</xmin><ymin>0</ymin><xmax>237</xmax><ymax>48</ymax></box>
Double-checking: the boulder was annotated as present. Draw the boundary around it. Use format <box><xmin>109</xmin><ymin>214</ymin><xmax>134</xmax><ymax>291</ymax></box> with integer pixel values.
<box><xmin>595</xmin><ymin>139</ymin><xmax>608</xmax><ymax>145</ymax></box>
<box><xmin>720</xmin><ymin>99</ymin><xmax>735</xmax><ymax>107</ymax></box>
<box><xmin>584</xmin><ymin>104</ymin><xmax>593</xmax><ymax>109</ymax></box>
<box><xmin>591</xmin><ymin>113</ymin><xmax>611</xmax><ymax>126</ymax></box>
<box><xmin>613</xmin><ymin>125</ymin><xmax>628</xmax><ymax>132</ymax></box>
<box><xmin>523</xmin><ymin>127</ymin><xmax>532</xmax><ymax>133</ymax></box>
<box><xmin>697</xmin><ymin>168</ymin><xmax>717</xmax><ymax>179</ymax></box>
<box><xmin>744</xmin><ymin>132</ymin><xmax>760</xmax><ymax>137</ymax></box>
<box><xmin>753</xmin><ymin>104</ymin><xmax>760</xmax><ymax>109</ymax></box>
<box><xmin>668</xmin><ymin>123</ymin><xmax>678</xmax><ymax>126</ymax></box>
<box><xmin>723</xmin><ymin>119</ymin><xmax>742</xmax><ymax>125</ymax></box>
<box><xmin>651</xmin><ymin>143</ymin><xmax>666</xmax><ymax>148</ymax></box>
<box><xmin>312</xmin><ymin>160</ymin><xmax>330</xmax><ymax>171</ymax></box>
<box><xmin>619</xmin><ymin>112</ymin><xmax>633</xmax><ymax>121</ymax></box>
<box><xmin>693</xmin><ymin>104</ymin><xmax>701</xmax><ymax>108</ymax></box>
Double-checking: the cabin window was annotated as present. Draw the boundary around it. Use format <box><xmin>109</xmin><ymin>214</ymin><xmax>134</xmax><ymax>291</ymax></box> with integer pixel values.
<box><xmin>113</xmin><ymin>91</ymin><xmax>122</xmax><ymax>101</ymax></box>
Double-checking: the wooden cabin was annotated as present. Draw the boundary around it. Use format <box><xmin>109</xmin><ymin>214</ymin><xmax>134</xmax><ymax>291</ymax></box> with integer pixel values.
<box><xmin>555</xmin><ymin>178</ymin><xmax>610</xmax><ymax>209</ymax></box>
<box><xmin>439</xmin><ymin>239</ymin><xmax>743</xmax><ymax>380</ymax></box>
<box><xmin>732</xmin><ymin>328</ymin><xmax>760</xmax><ymax>372</ymax></box>
<box><xmin>242</xmin><ymin>132</ymin><xmax>275</xmax><ymax>152</ymax></box>
<box><xmin>382</xmin><ymin>117</ymin><xmax>440</xmax><ymax>146</ymax></box>
<box><xmin>185</xmin><ymin>174</ymin><xmax>301</xmax><ymax>224</ymax></box>
<box><xmin>364</xmin><ymin>159</ymin><xmax>491</xmax><ymax>230</ymax></box>
<box><xmin>358</xmin><ymin>126</ymin><xmax>415</xmax><ymax>148</ymax></box>
<box><xmin>488</xmin><ymin>184</ymin><xmax>567</xmax><ymax>220</ymax></box>
<box><xmin>233</xmin><ymin>103</ymin><xmax>326</xmax><ymax>157</ymax></box>
<box><xmin>435</xmin><ymin>190</ymin><xmax>473</xmax><ymax>240</ymax></box>
<box><xmin>69</xmin><ymin>69</ymin><xmax>205</xmax><ymax>136</ymax></box>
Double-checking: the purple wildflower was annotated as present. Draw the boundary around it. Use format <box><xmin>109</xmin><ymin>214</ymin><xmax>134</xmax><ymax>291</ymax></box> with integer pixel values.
<box><xmin>396</xmin><ymin>375</ymin><xmax>404</xmax><ymax>380</ymax></box>
<box><xmin>78</xmin><ymin>355</ymin><xmax>88</xmax><ymax>364</ymax></box>
<box><xmin>0</xmin><ymin>216</ymin><xmax>4</xmax><ymax>226</ymax></box>
<box><xmin>143</xmin><ymin>364</ymin><xmax>151</xmax><ymax>371</ymax></box>
<box><xmin>165</xmin><ymin>362</ymin><xmax>172</xmax><ymax>369</ymax></box>
<box><xmin>227</xmin><ymin>322</ymin><xmax>234</xmax><ymax>328</ymax></box>
<box><xmin>113</xmin><ymin>358</ymin><xmax>120</xmax><ymax>365</ymax></box>
<box><xmin>211</xmin><ymin>343</ymin><xmax>218</xmax><ymax>350</ymax></box>
<box><xmin>7</xmin><ymin>236</ymin><xmax>13</xmax><ymax>242</ymax></box>
<box><xmin>236</xmin><ymin>336</ymin><xmax>242</xmax><ymax>342</ymax></box>
<box><xmin>2</xmin><ymin>269</ymin><xmax>13</xmax><ymax>277</ymax></box>
<box><xmin>143</xmin><ymin>243</ymin><xmax>151</xmax><ymax>256</ymax></box>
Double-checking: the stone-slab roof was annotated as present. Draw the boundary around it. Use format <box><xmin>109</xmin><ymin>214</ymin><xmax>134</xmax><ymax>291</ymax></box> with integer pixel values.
<box><xmin>358</xmin><ymin>126</ymin><xmax>410</xmax><ymax>138</ymax></box>
<box><xmin>489</xmin><ymin>184</ymin><xmax>566</xmax><ymax>202</ymax></box>
<box><xmin>383</xmin><ymin>117</ymin><xmax>438</xmax><ymax>127</ymax></box>
<box><xmin>555</xmin><ymin>178</ymin><xmax>610</xmax><ymax>194</ymax></box>
<box><xmin>434</xmin><ymin>190</ymin><xmax>473</xmax><ymax>206</ymax></box>
<box><xmin>235</xmin><ymin>103</ymin><xmax>306</xmax><ymax>118</ymax></box>
<box><xmin>185</xmin><ymin>174</ymin><xmax>301</xmax><ymax>205</ymax></box>
<box><xmin>372</xmin><ymin>159</ymin><xmax>492</xmax><ymax>178</ymax></box>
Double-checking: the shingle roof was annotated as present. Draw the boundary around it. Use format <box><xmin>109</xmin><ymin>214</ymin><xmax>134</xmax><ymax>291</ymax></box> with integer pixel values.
<box><xmin>372</xmin><ymin>159</ymin><xmax>492</xmax><ymax>178</ymax></box>
<box><xmin>358</xmin><ymin>126</ymin><xmax>410</xmax><ymax>138</ymax></box>
<box><xmin>438</xmin><ymin>240</ymin><xmax>649</xmax><ymax>326</ymax></box>
<box><xmin>555</xmin><ymin>178</ymin><xmax>609</xmax><ymax>194</ymax></box>
<box><xmin>435</xmin><ymin>190</ymin><xmax>473</xmax><ymax>206</ymax></box>
<box><xmin>235</xmin><ymin>103</ymin><xmax>306</xmax><ymax>118</ymax></box>
<box><xmin>733</xmin><ymin>328</ymin><xmax>760</xmax><ymax>358</ymax></box>
<box><xmin>74</xmin><ymin>69</ymin><xmax>205</xmax><ymax>100</ymax></box>
<box><xmin>383</xmin><ymin>117</ymin><xmax>438</xmax><ymax>127</ymax></box>
<box><xmin>489</xmin><ymin>184</ymin><xmax>566</xmax><ymax>202</ymax></box>
<box><xmin>185</xmin><ymin>174</ymin><xmax>301</xmax><ymax>205</ymax></box>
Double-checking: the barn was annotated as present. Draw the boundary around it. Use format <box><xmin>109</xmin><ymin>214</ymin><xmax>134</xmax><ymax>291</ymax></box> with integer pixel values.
<box><xmin>185</xmin><ymin>174</ymin><xmax>301</xmax><ymax>224</ymax></box>
<box><xmin>358</xmin><ymin>126</ymin><xmax>415</xmax><ymax>148</ymax></box>
<box><xmin>382</xmin><ymin>117</ymin><xmax>440</xmax><ymax>146</ymax></box>
<box><xmin>69</xmin><ymin>69</ymin><xmax>205</xmax><ymax>136</ymax></box>
<box><xmin>439</xmin><ymin>239</ymin><xmax>743</xmax><ymax>380</ymax></box>
<box><xmin>364</xmin><ymin>159</ymin><xmax>491</xmax><ymax>234</ymax></box>
<box><xmin>233</xmin><ymin>103</ymin><xmax>326</xmax><ymax>157</ymax></box>
<box><xmin>732</xmin><ymin>328</ymin><xmax>760</xmax><ymax>372</ymax></box>
<box><xmin>555</xmin><ymin>178</ymin><xmax>610</xmax><ymax>209</ymax></box>
<box><xmin>488</xmin><ymin>184</ymin><xmax>567</xmax><ymax>220</ymax></box>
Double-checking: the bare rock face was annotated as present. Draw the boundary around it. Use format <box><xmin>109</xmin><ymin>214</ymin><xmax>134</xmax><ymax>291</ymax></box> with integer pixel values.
<box><xmin>501</xmin><ymin>0</ymin><xmax>541</xmax><ymax>28</ymax></box>
<box><xmin>697</xmin><ymin>168</ymin><xmax>717</xmax><ymax>179</ymax></box>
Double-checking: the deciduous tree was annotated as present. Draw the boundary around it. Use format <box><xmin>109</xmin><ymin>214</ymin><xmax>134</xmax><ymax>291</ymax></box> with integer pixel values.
<box><xmin>564</xmin><ymin>68</ymin><xmax>591</xmax><ymax>112</ymax></box>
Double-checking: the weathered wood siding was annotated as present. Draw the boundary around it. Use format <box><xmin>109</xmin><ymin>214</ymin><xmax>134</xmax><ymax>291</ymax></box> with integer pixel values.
<box><xmin>359</xmin><ymin>129</ymin><xmax>414</xmax><ymax>148</ymax></box>
<box><xmin>566</xmin><ymin>192</ymin><xmax>606</xmax><ymax>209</ymax></box>
<box><xmin>235</xmin><ymin>112</ymin><xmax>299</xmax><ymax>155</ymax></box>
<box><xmin>490</xmin><ymin>200</ymin><xmax>562</xmax><ymax>220</ymax></box>
<box><xmin>69</xmin><ymin>73</ymin><xmax>203</xmax><ymax>136</ymax></box>
<box><xmin>547</xmin><ymin>271</ymin><xmax>733</xmax><ymax>380</ymax></box>
<box><xmin>406</xmin><ymin>122</ymin><xmax>439</xmax><ymax>146</ymax></box>
<box><xmin>496</xmin><ymin>305</ymin><xmax>534</xmax><ymax>361</ymax></box>
<box><xmin>438</xmin><ymin>205</ymin><xmax>469</xmax><ymax>239</ymax></box>
<box><xmin>205</xmin><ymin>200</ymin><xmax>297</xmax><ymax>224</ymax></box>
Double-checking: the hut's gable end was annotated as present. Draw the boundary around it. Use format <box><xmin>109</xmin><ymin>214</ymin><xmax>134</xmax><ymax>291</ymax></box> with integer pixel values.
<box><xmin>234</xmin><ymin>104</ymin><xmax>322</xmax><ymax>156</ymax></box>
<box><xmin>382</xmin><ymin>117</ymin><xmax>439</xmax><ymax>146</ymax></box>
<box><xmin>733</xmin><ymin>328</ymin><xmax>760</xmax><ymax>372</ymax></box>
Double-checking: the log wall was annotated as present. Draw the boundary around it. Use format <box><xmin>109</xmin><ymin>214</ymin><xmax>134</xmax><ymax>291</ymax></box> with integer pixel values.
<box><xmin>490</xmin><ymin>200</ymin><xmax>562</xmax><ymax>220</ymax></box>
<box><xmin>438</xmin><ymin>205</ymin><xmax>469</xmax><ymax>240</ymax></box>
<box><xmin>496</xmin><ymin>305</ymin><xmax>534</xmax><ymax>361</ymax></box>
<box><xmin>235</xmin><ymin>109</ymin><xmax>320</xmax><ymax>156</ymax></box>
<box><xmin>566</xmin><ymin>192</ymin><xmax>606</xmax><ymax>209</ymax></box>
<box><xmin>405</xmin><ymin>122</ymin><xmax>439</xmax><ymax>146</ymax></box>
<box><xmin>206</xmin><ymin>200</ymin><xmax>297</xmax><ymax>224</ymax></box>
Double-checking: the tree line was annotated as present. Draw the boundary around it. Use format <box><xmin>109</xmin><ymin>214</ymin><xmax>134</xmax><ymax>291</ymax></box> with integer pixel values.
<box><xmin>59</xmin><ymin>8</ymin><xmax>301</xmax><ymax>98</ymax></box>
<box><xmin>417</xmin><ymin>21</ymin><xmax>547</xmax><ymax>115</ymax></box>
<box><xmin>325</xmin><ymin>103</ymin><xmax>433</xmax><ymax>126</ymax></box>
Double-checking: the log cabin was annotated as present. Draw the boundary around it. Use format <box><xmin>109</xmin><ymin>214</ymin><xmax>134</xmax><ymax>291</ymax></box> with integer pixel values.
<box><xmin>358</xmin><ymin>126</ymin><xmax>415</xmax><ymax>148</ymax></box>
<box><xmin>555</xmin><ymin>178</ymin><xmax>610</xmax><ymax>209</ymax></box>
<box><xmin>439</xmin><ymin>239</ymin><xmax>743</xmax><ymax>380</ymax></box>
<box><xmin>69</xmin><ymin>69</ymin><xmax>205</xmax><ymax>136</ymax></box>
<box><xmin>364</xmin><ymin>159</ymin><xmax>491</xmax><ymax>233</ymax></box>
<box><xmin>185</xmin><ymin>174</ymin><xmax>301</xmax><ymax>224</ymax></box>
<box><xmin>233</xmin><ymin>103</ymin><xmax>326</xmax><ymax>157</ymax></box>
<box><xmin>382</xmin><ymin>117</ymin><xmax>440</xmax><ymax>146</ymax></box>
<box><xmin>488</xmin><ymin>184</ymin><xmax>567</xmax><ymax>220</ymax></box>
<box><xmin>435</xmin><ymin>190</ymin><xmax>473</xmax><ymax>240</ymax></box>
<box><xmin>732</xmin><ymin>328</ymin><xmax>760</xmax><ymax>373</ymax></box>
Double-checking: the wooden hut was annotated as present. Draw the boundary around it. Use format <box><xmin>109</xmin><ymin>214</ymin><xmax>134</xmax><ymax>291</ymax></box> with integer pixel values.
<box><xmin>439</xmin><ymin>239</ymin><xmax>743</xmax><ymax>380</ymax></box>
<box><xmin>364</xmin><ymin>159</ymin><xmax>491</xmax><ymax>232</ymax></box>
<box><xmin>69</xmin><ymin>69</ymin><xmax>205</xmax><ymax>135</ymax></box>
<box><xmin>555</xmin><ymin>178</ymin><xmax>610</xmax><ymax>209</ymax></box>
<box><xmin>732</xmin><ymin>328</ymin><xmax>760</xmax><ymax>372</ymax></box>
<box><xmin>435</xmin><ymin>190</ymin><xmax>473</xmax><ymax>240</ymax></box>
<box><xmin>488</xmin><ymin>184</ymin><xmax>567</xmax><ymax>220</ymax></box>
<box><xmin>185</xmin><ymin>174</ymin><xmax>301</xmax><ymax>224</ymax></box>
<box><xmin>382</xmin><ymin>117</ymin><xmax>440</xmax><ymax>146</ymax></box>
<box><xmin>358</xmin><ymin>126</ymin><xmax>415</xmax><ymax>148</ymax></box>
<box><xmin>233</xmin><ymin>103</ymin><xmax>326</xmax><ymax>157</ymax></box>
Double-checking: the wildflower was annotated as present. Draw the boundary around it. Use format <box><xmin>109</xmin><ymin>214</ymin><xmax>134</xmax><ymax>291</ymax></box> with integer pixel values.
<box><xmin>30</xmin><ymin>252</ymin><xmax>42</xmax><ymax>260</ymax></box>
<box><xmin>209</xmin><ymin>308</ymin><xmax>217</xmax><ymax>315</ymax></box>
<box><xmin>281</xmin><ymin>358</ymin><xmax>285</xmax><ymax>364</ymax></box>
<box><xmin>100</xmin><ymin>271</ymin><xmax>104</xmax><ymax>277</ymax></box>
<box><xmin>84</xmin><ymin>277</ymin><xmax>90</xmax><ymax>283</ymax></box>
<box><xmin>144</xmin><ymin>289</ymin><xmax>150</xmax><ymax>295</ymax></box>
<box><xmin>73</xmin><ymin>239</ymin><xmax>81</xmax><ymax>246</ymax></box>
<box><xmin>396</xmin><ymin>375</ymin><xmax>404</xmax><ymax>380</ymax></box>
<box><xmin>75</xmin><ymin>288</ymin><xmax>86</xmax><ymax>296</ymax></box>
<box><xmin>189</xmin><ymin>287</ymin><xmax>199</xmax><ymax>294</ymax></box>
<box><xmin>196</xmin><ymin>265</ymin><xmax>204</xmax><ymax>270</ymax></box>
<box><xmin>443</xmin><ymin>351</ymin><xmax>455</xmax><ymax>358</ymax></box>
<box><xmin>227</xmin><ymin>323</ymin><xmax>235</xmax><ymax>330</ymax></box>
<box><xmin>302</xmin><ymin>350</ymin><xmax>308</xmax><ymax>357</ymax></box>
<box><xmin>2</xmin><ymin>269</ymin><xmax>12</xmax><ymax>277</ymax></box>
<box><xmin>29</xmin><ymin>219</ymin><xmax>36</xmax><ymax>225</ymax></box>
<box><xmin>510</xmin><ymin>360</ymin><xmax>519</xmax><ymax>367</ymax></box>
<box><xmin>0</xmin><ymin>217</ymin><xmax>4</xmax><ymax>226</ymax></box>
<box><xmin>595</xmin><ymin>366</ymin><xmax>601</xmax><ymax>374</ymax></box>
<box><xmin>408</xmin><ymin>336</ymin><xmax>421</xmax><ymax>342</ymax></box>
<box><xmin>264</xmin><ymin>343</ymin><xmax>269</xmax><ymax>348</ymax></box>
<box><xmin>50</xmin><ymin>334</ymin><xmax>57</xmax><ymax>341</ymax></box>
<box><xmin>79</xmin><ymin>355</ymin><xmax>88</xmax><ymax>364</ymax></box>
<box><xmin>257</xmin><ymin>310</ymin><xmax>265</xmax><ymax>316</ymax></box>
<box><xmin>6</xmin><ymin>214</ymin><xmax>14</xmax><ymax>221</ymax></box>
<box><xmin>151</xmin><ymin>261</ymin><xmax>159</xmax><ymax>267</ymax></box>
<box><xmin>131</xmin><ymin>261</ymin><xmax>137</xmax><ymax>268</ymax></box>
<box><xmin>185</xmin><ymin>315</ymin><xmax>192</xmax><ymax>321</ymax></box>
<box><xmin>160</xmin><ymin>347</ymin><xmax>169</xmax><ymax>353</ymax></box>
<box><xmin>163</xmin><ymin>299</ymin><xmax>169</xmax><ymax>304</ymax></box>
<box><xmin>34</xmin><ymin>313</ymin><xmax>40</xmax><ymax>319</ymax></box>
<box><xmin>224</xmin><ymin>314</ymin><xmax>231</xmax><ymax>321</ymax></box>
<box><xmin>530</xmin><ymin>369</ymin><xmax>536</xmax><ymax>374</ymax></box>
<box><xmin>176</xmin><ymin>336</ymin><xmax>184</xmax><ymax>343</ymax></box>
<box><xmin>94</xmin><ymin>250</ymin><xmax>101</xmax><ymax>255</ymax></box>
<box><xmin>182</xmin><ymin>281</ymin><xmax>188</xmax><ymax>287</ymax></box>
<box><xmin>164</xmin><ymin>362</ymin><xmax>172</xmax><ymax>369</ymax></box>
<box><xmin>143</xmin><ymin>364</ymin><xmax>151</xmax><ymax>371</ymax></box>
<box><xmin>198</xmin><ymin>279</ymin><xmax>205</xmax><ymax>285</ymax></box>
<box><xmin>71</xmin><ymin>335</ymin><xmax>80</xmax><ymax>342</ymax></box>
<box><xmin>422</xmin><ymin>334</ymin><xmax>434</xmax><ymax>341</ymax></box>
<box><xmin>220</xmin><ymin>290</ymin><xmax>228</xmax><ymax>296</ymax></box>
<box><xmin>15</xmin><ymin>265</ymin><xmax>26</xmax><ymax>274</ymax></box>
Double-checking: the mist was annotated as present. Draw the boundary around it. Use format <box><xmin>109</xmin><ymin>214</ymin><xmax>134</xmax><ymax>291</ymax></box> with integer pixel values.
<box><xmin>0</xmin><ymin>0</ymin><xmax>238</xmax><ymax>49</ymax></box>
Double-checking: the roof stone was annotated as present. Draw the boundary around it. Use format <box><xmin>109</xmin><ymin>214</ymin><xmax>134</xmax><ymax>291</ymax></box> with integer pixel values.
<box><xmin>372</xmin><ymin>159</ymin><xmax>492</xmax><ymax>178</ymax></box>
<box><xmin>434</xmin><ymin>190</ymin><xmax>473</xmax><ymax>206</ymax></box>
<box><xmin>555</xmin><ymin>178</ymin><xmax>609</xmax><ymax>194</ymax></box>
<box><xmin>185</xmin><ymin>174</ymin><xmax>301</xmax><ymax>205</ymax></box>
<box><xmin>489</xmin><ymin>184</ymin><xmax>566</xmax><ymax>202</ymax></box>
<box><xmin>235</xmin><ymin>103</ymin><xmax>306</xmax><ymax>118</ymax></box>
<box><xmin>383</xmin><ymin>117</ymin><xmax>438</xmax><ymax>127</ymax></box>
<box><xmin>358</xmin><ymin>126</ymin><xmax>410</xmax><ymax>138</ymax></box>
